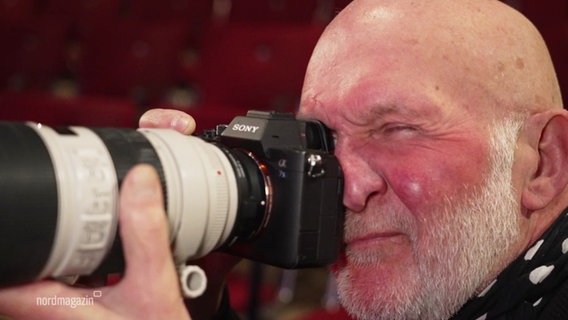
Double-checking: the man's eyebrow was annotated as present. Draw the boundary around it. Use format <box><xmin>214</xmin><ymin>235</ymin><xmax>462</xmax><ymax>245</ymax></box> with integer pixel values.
<box><xmin>367</xmin><ymin>104</ymin><xmax>429</xmax><ymax>120</ymax></box>
<box><xmin>368</xmin><ymin>104</ymin><xmax>401</xmax><ymax>118</ymax></box>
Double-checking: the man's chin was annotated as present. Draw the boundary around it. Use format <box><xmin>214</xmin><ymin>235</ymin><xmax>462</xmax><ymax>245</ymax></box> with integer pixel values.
<box><xmin>333</xmin><ymin>258</ymin><xmax>424</xmax><ymax>320</ymax></box>
<box><xmin>334</xmin><ymin>249</ymin><xmax>419</xmax><ymax>288</ymax></box>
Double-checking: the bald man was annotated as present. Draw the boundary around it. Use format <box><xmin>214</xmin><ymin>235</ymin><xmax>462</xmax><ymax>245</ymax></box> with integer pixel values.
<box><xmin>299</xmin><ymin>0</ymin><xmax>568</xmax><ymax>319</ymax></box>
<box><xmin>1</xmin><ymin>0</ymin><xmax>567</xmax><ymax>319</ymax></box>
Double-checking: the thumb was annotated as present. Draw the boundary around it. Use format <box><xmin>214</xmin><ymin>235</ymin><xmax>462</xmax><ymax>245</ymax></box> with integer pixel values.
<box><xmin>102</xmin><ymin>164</ymin><xmax>189</xmax><ymax>319</ymax></box>
<box><xmin>117</xmin><ymin>164</ymin><xmax>178</xmax><ymax>285</ymax></box>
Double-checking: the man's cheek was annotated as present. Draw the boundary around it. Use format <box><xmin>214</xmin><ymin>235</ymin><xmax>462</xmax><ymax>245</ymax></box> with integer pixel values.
<box><xmin>388</xmin><ymin>168</ymin><xmax>451</xmax><ymax>213</ymax></box>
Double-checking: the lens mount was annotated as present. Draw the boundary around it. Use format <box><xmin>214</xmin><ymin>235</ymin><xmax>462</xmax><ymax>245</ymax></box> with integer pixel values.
<box><xmin>216</xmin><ymin>146</ymin><xmax>272</xmax><ymax>244</ymax></box>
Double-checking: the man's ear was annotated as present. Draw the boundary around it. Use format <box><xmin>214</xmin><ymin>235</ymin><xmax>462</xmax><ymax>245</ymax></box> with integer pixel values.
<box><xmin>522</xmin><ymin>111</ymin><xmax>568</xmax><ymax>211</ymax></box>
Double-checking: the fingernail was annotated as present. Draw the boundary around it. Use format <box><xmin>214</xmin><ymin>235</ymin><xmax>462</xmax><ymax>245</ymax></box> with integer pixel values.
<box><xmin>170</xmin><ymin>116</ymin><xmax>191</xmax><ymax>133</ymax></box>
<box><xmin>128</xmin><ymin>166</ymin><xmax>160</xmax><ymax>202</ymax></box>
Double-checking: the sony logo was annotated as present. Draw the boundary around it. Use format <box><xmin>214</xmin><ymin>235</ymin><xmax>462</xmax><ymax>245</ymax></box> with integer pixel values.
<box><xmin>231</xmin><ymin>124</ymin><xmax>261</xmax><ymax>133</ymax></box>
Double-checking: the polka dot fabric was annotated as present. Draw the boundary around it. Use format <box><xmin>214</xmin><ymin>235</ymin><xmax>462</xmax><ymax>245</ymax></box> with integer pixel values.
<box><xmin>451</xmin><ymin>210</ymin><xmax>568</xmax><ymax>320</ymax></box>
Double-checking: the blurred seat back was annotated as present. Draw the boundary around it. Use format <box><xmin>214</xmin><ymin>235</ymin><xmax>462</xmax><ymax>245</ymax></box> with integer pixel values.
<box><xmin>523</xmin><ymin>0</ymin><xmax>567</xmax><ymax>27</ymax></box>
<box><xmin>0</xmin><ymin>0</ymin><xmax>38</xmax><ymax>24</ymax></box>
<box><xmin>518</xmin><ymin>0</ymin><xmax>568</xmax><ymax>107</ymax></box>
<box><xmin>126</xmin><ymin>0</ymin><xmax>214</xmax><ymax>35</ymax></box>
<box><xmin>44</xmin><ymin>0</ymin><xmax>123</xmax><ymax>39</ymax></box>
<box><xmin>0</xmin><ymin>91</ymin><xmax>138</xmax><ymax>127</ymax></box>
<box><xmin>193</xmin><ymin>23</ymin><xmax>324</xmax><ymax>112</ymax></box>
<box><xmin>0</xmin><ymin>17</ymin><xmax>70</xmax><ymax>90</ymax></box>
<box><xmin>223</xmin><ymin>0</ymin><xmax>321</xmax><ymax>24</ymax></box>
<box><xmin>78</xmin><ymin>19</ymin><xmax>189</xmax><ymax>106</ymax></box>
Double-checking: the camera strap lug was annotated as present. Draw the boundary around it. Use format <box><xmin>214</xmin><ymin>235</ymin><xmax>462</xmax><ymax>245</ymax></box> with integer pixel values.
<box><xmin>177</xmin><ymin>264</ymin><xmax>207</xmax><ymax>299</ymax></box>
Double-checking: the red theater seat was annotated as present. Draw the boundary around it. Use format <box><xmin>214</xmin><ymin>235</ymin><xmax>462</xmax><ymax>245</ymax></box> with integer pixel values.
<box><xmin>333</xmin><ymin>0</ymin><xmax>352</xmax><ymax>11</ymax></box>
<box><xmin>225</xmin><ymin>0</ymin><xmax>320</xmax><ymax>24</ymax></box>
<box><xmin>0</xmin><ymin>91</ymin><xmax>64</xmax><ymax>125</ymax></box>
<box><xmin>0</xmin><ymin>91</ymin><xmax>138</xmax><ymax>127</ymax></box>
<box><xmin>44</xmin><ymin>0</ymin><xmax>122</xmax><ymax>38</ymax></box>
<box><xmin>58</xmin><ymin>94</ymin><xmax>139</xmax><ymax>127</ymax></box>
<box><xmin>78</xmin><ymin>19</ymin><xmax>189</xmax><ymax>105</ymax></box>
<box><xmin>523</xmin><ymin>0</ymin><xmax>567</xmax><ymax>27</ymax></box>
<box><xmin>0</xmin><ymin>0</ymin><xmax>37</xmax><ymax>24</ymax></box>
<box><xmin>127</xmin><ymin>0</ymin><xmax>214</xmax><ymax>31</ymax></box>
<box><xmin>192</xmin><ymin>23</ymin><xmax>324</xmax><ymax>112</ymax></box>
<box><xmin>0</xmin><ymin>17</ymin><xmax>69</xmax><ymax>90</ymax></box>
<box><xmin>538</xmin><ymin>25</ymin><xmax>568</xmax><ymax>107</ymax></box>
<box><xmin>517</xmin><ymin>0</ymin><xmax>568</xmax><ymax>108</ymax></box>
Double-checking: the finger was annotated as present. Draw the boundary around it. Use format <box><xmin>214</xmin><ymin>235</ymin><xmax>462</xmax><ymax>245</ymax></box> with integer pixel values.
<box><xmin>139</xmin><ymin>108</ymin><xmax>196</xmax><ymax>135</ymax></box>
<box><xmin>106</xmin><ymin>164</ymin><xmax>188</xmax><ymax>319</ymax></box>
<box><xmin>117</xmin><ymin>164</ymin><xmax>178</xmax><ymax>286</ymax></box>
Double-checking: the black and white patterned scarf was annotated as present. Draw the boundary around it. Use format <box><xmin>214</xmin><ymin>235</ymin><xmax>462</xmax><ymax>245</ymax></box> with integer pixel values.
<box><xmin>450</xmin><ymin>209</ymin><xmax>568</xmax><ymax>320</ymax></box>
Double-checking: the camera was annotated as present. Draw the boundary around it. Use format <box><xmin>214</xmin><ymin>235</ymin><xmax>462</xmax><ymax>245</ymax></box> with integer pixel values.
<box><xmin>0</xmin><ymin>110</ymin><xmax>344</xmax><ymax>289</ymax></box>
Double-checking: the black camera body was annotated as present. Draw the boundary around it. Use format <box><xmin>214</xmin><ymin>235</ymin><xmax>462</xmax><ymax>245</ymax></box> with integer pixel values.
<box><xmin>211</xmin><ymin>110</ymin><xmax>344</xmax><ymax>267</ymax></box>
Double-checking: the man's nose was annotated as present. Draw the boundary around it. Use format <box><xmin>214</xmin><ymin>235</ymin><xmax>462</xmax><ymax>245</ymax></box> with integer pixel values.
<box><xmin>335</xmin><ymin>142</ymin><xmax>387</xmax><ymax>213</ymax></box>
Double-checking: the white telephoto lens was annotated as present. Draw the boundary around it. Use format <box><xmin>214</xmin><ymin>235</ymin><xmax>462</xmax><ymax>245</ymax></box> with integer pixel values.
<box><xmin>24</xmin><ymin>124</ymin><xmax>238</xmax><ymax>280</ymax></box>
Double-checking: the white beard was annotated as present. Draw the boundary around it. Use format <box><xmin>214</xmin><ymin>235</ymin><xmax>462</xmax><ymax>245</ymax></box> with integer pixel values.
<box><xmin>336</xmin><ymin>118</ymin><xmax>525</xmax><ymax>320</ymax></box>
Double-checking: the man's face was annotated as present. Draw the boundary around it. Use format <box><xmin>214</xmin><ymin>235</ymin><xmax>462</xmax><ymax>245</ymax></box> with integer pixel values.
<box><xmin>298</xmin><ymin>8</ymin><xmax>525</xmax><ymax>319</ymax></box>
<box><xmin>328</xmin><ymin>117</ymin><xmax>522</xmax><ymax>320</ymax></box>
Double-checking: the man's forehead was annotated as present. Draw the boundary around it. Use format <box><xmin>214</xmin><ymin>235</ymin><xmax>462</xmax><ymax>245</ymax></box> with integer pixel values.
<box><xmin>300</xmin><ymin>74</ymin><xmax>462</xmax><ymax>126</ymax></box>
<box><xmin>313</xmin><ymin>2</ymin><xmax>457</xmax><ymax>72</ymax></box>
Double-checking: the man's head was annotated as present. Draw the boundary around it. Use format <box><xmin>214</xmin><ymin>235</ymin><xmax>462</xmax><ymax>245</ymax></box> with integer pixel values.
<box><xmin>299</xmin><ymin>0</ymin><xmax>568</xmax><ymax>319</ymax></box>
